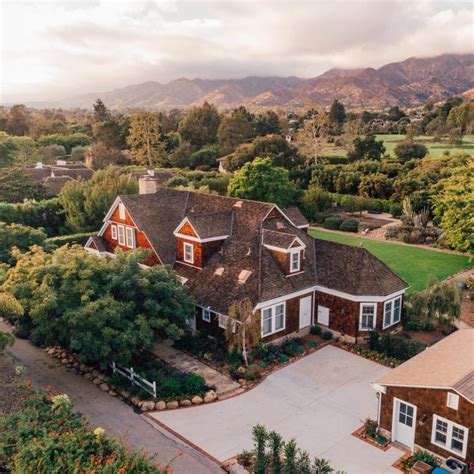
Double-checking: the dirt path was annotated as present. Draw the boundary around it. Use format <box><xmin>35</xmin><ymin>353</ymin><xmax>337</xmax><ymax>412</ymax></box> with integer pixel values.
<box><xmin>0</xmin><ymin>319</ymin><xmax>223</xmax><ymax>474</ymax></box>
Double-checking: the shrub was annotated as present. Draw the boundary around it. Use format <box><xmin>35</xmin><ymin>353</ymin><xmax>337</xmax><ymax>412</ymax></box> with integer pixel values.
<box><xmin>159</xmin><ymin>373</ymin><xmax>206</xmax><ymax>399</ymax></box>
<box><xmin>45</xmin><ymin>232</ymin><xmax>96</xmax><ymax>247</ymax></box>
<box><xmin>364</xmin><ymin>418</ymin><xmax>377</xmax><ymax>438</ymax></box>
<box><xmin>283</xmin><ymin>339</ymin><xmax>304</xmax><ymax>357</ymax></box>
<box><xmin>278</xmin><ymin>354</ymin><xmax>289</xmax><ymax>363</ymax></box>
<box><xmin>310</xmin><ymin>325</ymin><xmax>322</xmax><ymax>336</ymax></box>
<box><xmin>400</xmin><ymin>450</ymin><xmax>440</xmax><ymax>470</ymax></box>
<box><xmin>322</xmin><ymin>331</ymin><xmax>333</xmax><ymax>340</ymax></box>
<box><xmin>389</xmin><ymin>202</ymin><xmax>402</xmax><ymax>217</ymax></box>
<box><xmin>313</xmin><ymin>212</ymin><xmax>332</xmax><ymax>225</ymax></box>
<box><xmin>0</xmin><ymin>386</ymin><xmax>165</xmax><ymax>473</ymax></box>
<box><xmin>323</xmin><ymin>216</ymin><xmax>344</xmax><ymax>230</ymax></box>
<box><xmin>367</xmin><ymin>331</ymin><xmax>424</xmax><ymax>361</ymax></box>
<box><xmin>339</xmin><ymin>218</ymin><xmax>359</xmax><ymax>232</ymax></box>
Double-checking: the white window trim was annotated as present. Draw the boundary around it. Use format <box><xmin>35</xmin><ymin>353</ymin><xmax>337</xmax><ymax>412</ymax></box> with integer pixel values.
<box><xmin>261</xmin><ymin>302</ymin><xmax>286</xmax><ymax>337</ymax></box>
<box><xmin>431</xmin><ymin>414</ymin><xmax>468</xmax><ymax>459</ymax></box>
<box><xmin>118</xmin><ymin>203</ymin><xmax>126</xmax><ymax>220</ymax></box>
<box><xmin>383</xmin><ymin>295</ymin><xmax>402</xmax><ymax>329</ymax></box>
<box><xmin>183</xmin><ymin>242</ymin><xmax>194</xmax><ymax>264</ymax></box>
<box><xmin>202</xmin><ymin>308</ymin><xmax>211</xmax><ymax>322</ymax></box>
<box><xmin>111</xmin><ymin>224</ymin><xmax>117</xmax><ymax>240</ymax></box>
<box><xmin>218</xmin><ymin>314</ymin><xmax>236</xmax><ymax>333</ymax></box>
<box><xmin>125</xmin><ymin>227</ymin><xmax>135</xmax><ymax>249</ymax></box>
<box><xmin>289</xmin><ymin>249</ymin><xmax>300</xmax><ymax>273</ymax></box>
<box><xmin>117</xmin><ymin>225</ymin><xmax>125</xmax><ymax>246</ymax></box>
<box><xmin>359</xmin><ymin>303</ymin><xmax>377</xmax><ymax>331</ymax></box>
<box><xmin>447</xmin><ymin>393</ymin><xmax>459</xmax><ymax>410</ymax></box>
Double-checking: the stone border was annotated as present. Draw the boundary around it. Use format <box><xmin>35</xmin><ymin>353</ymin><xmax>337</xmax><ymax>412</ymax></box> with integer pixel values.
<box><xmin>44</xmin><ymin>346</ymin><xmax>218</xmax><ymax>412</ymax></box>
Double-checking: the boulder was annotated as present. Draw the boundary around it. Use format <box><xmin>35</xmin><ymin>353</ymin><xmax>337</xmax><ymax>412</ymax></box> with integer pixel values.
<box><xmin>79</xmin><ymin>364</ymin><xmax>87</xmax><ymax>372</ymax></box>
<box><xmin>84</xmin><ymin>373</ymin><xmax>94</xmax><ymax>380</ymax></box>
<box><xmin>191</xmin><ymin>395</ymin><xmax>203</xmax><ymax>405</ymax></box>
<box><xmin>91</xmin><ymin>369</ymin><xmax>100</xmax><ymax>377</ymax></box>
<box><xmin>166</xmin><ymin>400</ymin><xmax>179</xmax><ymax>410</ymax></box>
<box><xmin>61</xmin><ymin>358</ymin><xmax>69</xmax><ymax>365</ymax></box>
<box><xmin>98</xmin><ymin>373</ymin><xmax>106</xmax><ymax>381</ymax></box>
<box><xmin>155</xmin><ymin>401</ymin><xmax>167</xmax><ymax>411</ymax></box>
<box><xmin>131</xmin><ymin>396</ymin><xmax>142</xmax><ymax>407</ymax></box>
<box><xmin>47</xmin><ymin>348</ymin><xmax>55</xmax><ymax>355</ymax></box>
<box><xmin>93</xmin><ymin>378</ymin><xmax>102</xmax><ymax>385</ymax></box>
<box><xmin>141</xmin><ymin>401</ymin><xmax>155</xmax><ymax>412</ymax></box>
<box><xmin>99</xmin><ymin>383</ymin><xmax>109</xmax><ymax>392</ymax></box>
<box><xmin>180</xmin><ymin>399</ymin><xmax>192</xmax><ymax>407</ymax></box>
<box><xmin>109</xmin><ymin>390</ymin><xmax>117</xmax><ymax>397</ymax></box>
<box><xmin>120</xmin><ymin>390</ymin><xmax>131</xmax><ymax>400</ymax></box>
<box><xmin>204</xmin><ymin>391</ymin><xmax>217</xmax><ymax>403</ymax></box>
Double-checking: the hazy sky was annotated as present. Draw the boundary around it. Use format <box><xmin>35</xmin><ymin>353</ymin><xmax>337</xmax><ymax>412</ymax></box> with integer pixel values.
<box><xmin>1</xmin><ymin>0</ymin><xmax>472</xmax><ymax>102</ymax></box>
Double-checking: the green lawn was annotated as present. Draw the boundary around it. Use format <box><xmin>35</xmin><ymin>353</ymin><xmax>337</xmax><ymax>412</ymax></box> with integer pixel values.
<box><xmin>310</xmin><ymin>229</ymin><xmax>472</xmax><ymax>294</ymax></box>
<box><xmin>376</xmin><ymin>134</ymin><xmax>474</xmax><ymax>158</ymax></box>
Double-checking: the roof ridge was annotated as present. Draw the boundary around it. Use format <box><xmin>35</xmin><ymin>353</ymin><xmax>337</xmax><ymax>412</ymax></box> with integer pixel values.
<box><xmin>361</xmin><ymin>247</ymin><xmax>386</xmax><ymax>295</ymax></box>
<box><xmin>262</xmin><ymin>228</ymin><xmax>299</xmax><ymax>237</ymax></box>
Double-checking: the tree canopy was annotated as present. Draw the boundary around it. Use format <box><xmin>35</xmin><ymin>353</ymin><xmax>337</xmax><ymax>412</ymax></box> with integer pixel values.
<box><xmin>59</xmin><ymin>168</ymin><xmax>137</xmax><ymax>232</ymax></box>
<box><xmin>178</xmin><ymin>102</ymin><xmax>220</xmax><ymax>149</ymax></box>
<box><xmin>0</xmin><ymin>222</ymin><xmax>48</xmax><ymax>265</ymax></box>
<box><xmin>127</xmin><ymin>112</ymin><xmax>162</xmax><ymax>167</ymax></box>
<box><xmin>228</xmin><ymin>157</ymin><xmax>298</xmax><ymax>207</ymax></box>
<box><xmin>1</xmin><ymin>245</ymin><xmax>194</xmax><ymax>368</ymax></box>
<box><xmin>0</xmin><ymin>169</ymin><xmax>49</xmax><ymax>203</ymax></box>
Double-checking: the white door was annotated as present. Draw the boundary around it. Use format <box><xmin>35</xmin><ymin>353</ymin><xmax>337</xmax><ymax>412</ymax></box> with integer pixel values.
<box><xmin>299</xmin><ymin>296</ymin><xmax>312</xmax><ymax>329</ymax></box>
<box><xmin>393</xmin><ymin>399</ymin><xmax>416</xmax><ymax>449</ymax></box>
<box><xmin>317</xmin><ymin>306</ymin><xmax>330</xmax><ymax>326</ymax></box>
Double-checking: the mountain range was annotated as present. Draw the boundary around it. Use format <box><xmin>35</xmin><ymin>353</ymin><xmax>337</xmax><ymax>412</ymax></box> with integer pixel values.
<box><xmin>43</xmin><ymin>53</ymin><xmax>474</xmax><ymax>110</ymax></box>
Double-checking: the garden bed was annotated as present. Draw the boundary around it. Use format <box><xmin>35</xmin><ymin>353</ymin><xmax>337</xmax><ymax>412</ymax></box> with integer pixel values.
<box><xmin>392</xmin><ymin>450</ymin><xmax>441</xmax><ymax>472</ymax></box>
<box><xmin>352</xmin><ymin>420</ymin><xmax>390</xmax><ymax>451</ymax></box>
<box><xmin>44</xmin><ymin>345</ymin><xmax>216</xmax><ymax>412</ymax></box>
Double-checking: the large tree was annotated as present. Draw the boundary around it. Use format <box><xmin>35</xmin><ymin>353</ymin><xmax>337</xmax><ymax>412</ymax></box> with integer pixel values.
<box><xmin>59</xmin><ymin>168</ymin><xmax>137</xmax><ymax>232</ymax></box>
<box><xmin>93</xmin><ymin>98</ymin><xmax>111</xmax><ymax>122</ymax></box>
<box><xmin>178</xmin><ymin>102</ymin><xmax>220</xmax><ymax>149</ymax></box>
<box><xmin>347</xmin><ymin>133</ymin><xmax>385</xmax><ymax>161</ymax></box>
<box><xmin>127</xmin><ymin>112</ymin><xmax>162</xmax><ymax>167</ymax></box>
<box><xmin>0</xmin><ymin>222</ymin><xmax>48</xmax><ymax>265</ymax></box>
<box><xmin>0</xmin><ymin>169</ymin><xmax>48</xmax><ymax>203</ymax></box>
<box><xmin>328</xmin><ymin>99</ymin><xmax>346</xmax><ymax>126</ymax></box>
<box><xmin>433</xmin><ymin>161</ymin><xmax>473</xmax><ymax>253</ymax></box>
<box><xmin>6</xmin><ymin>105</ymin><xmax>31</xmax><ymax>136</ymax></box>
<box><xmin>1</xmin><ymin>245</ymin><xmax>194</xmax><ymax>368</ymax></box>
<box><xmin>228</xmin><ymin>157</ymin><xmax>298</xmax><ymax>207</ymax></box>
<box><xmin>217</xmin><ymin>108</ymin><xmax>254</xmax><ymax>154</ymax></box>
<box><xmin>394</xmin><ymin>142</ymin><xmax>428</xmax><ymax>162</ymax></box>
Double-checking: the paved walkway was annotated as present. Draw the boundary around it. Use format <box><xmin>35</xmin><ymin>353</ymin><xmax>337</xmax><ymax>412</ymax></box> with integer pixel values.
<box><xmin>154</xmin><ymin>340</ymin><xmax>242</xmax><ymax>397</ymax></box>
<box><xmin>150</xmin><ymin>346</ymin><xmax>404</xmax><ymax>473</ymax></box>
<box><xmin>0</xmin><ymin>320</ymin><xmax>223</xmax><ymax>474</ymax></box>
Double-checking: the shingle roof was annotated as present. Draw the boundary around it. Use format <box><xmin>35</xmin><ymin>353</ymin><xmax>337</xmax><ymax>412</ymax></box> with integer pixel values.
<box><xmin>262</xmin><ymin>229</ymin><xmax>301</xmax><ymax>249</ymax></box>
<box><xmin>376</xmin><ymin>329</ymin><xmax>474</xmax><ymax>403</ymax></box>
<box><xmin>43</xmin><ymin>175</ymin><xmax>73</xmax><ymax>195</ymax></box>
<box><xmin>314</xmin><ymin>239</ymin><xmax>408</xmax><ymax>296</ymax></box>
<box><xmin>97</xmin><ymin>188</ymin><xmax>408</xmax><ymax>314</ymax></box>
<box><xmin>282</xmin><ymin>207</ymin><xmax>309</xmax><ymax>228</ymax></box>
<box><xmin>185</xmin><ymin>213</ymin><xmax>232</xmax><ymax>239</ymax></box>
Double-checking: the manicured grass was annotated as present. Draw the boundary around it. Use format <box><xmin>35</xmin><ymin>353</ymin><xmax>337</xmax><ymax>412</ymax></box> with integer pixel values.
<box><xmin>309</xmin><ymin>229</ymin><xmax>472</xmax><ymax>294</ymax></box>
<box><xmin>376</xmin><ymin>134</ymin><xmax>474</xmax><ymax>158</ymax></box>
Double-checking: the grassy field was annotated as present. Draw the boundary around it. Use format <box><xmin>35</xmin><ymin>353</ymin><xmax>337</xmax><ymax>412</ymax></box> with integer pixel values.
<box><xmin>310</xmin><ymin>229</ymin><xmax>472</xmax><ymax>294</ymax></box>
<box><xmin>376</xmin><ymin>134</ymin><xmax>474</xmax><ymax>158</ymax></box>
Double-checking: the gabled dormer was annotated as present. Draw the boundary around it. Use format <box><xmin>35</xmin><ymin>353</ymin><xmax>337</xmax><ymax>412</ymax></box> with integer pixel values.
<box><xmin>263</xmin><ymin>229</ymin><xmax>306</xmax><ymax>275</ymax></box>
<box><xmin>173</xmin><ymin>213</ymin><xmax>232</xmax><ymax>268</ymax></box>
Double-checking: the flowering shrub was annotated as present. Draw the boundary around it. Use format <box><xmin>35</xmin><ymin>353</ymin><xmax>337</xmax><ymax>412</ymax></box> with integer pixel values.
<box><xmin>0</xmin><ymin>385</ymin><xmax>166</xmax><ymax>473</ymax></box>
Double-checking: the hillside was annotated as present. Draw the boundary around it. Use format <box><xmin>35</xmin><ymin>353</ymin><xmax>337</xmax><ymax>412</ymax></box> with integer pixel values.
<box><xmin>47</xmin><ymin>53</ymin><xmax>474</xmax><ymax>110</ymax></box>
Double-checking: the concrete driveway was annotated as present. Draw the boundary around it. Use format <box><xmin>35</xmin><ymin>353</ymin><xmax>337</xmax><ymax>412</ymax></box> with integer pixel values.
<box><xmin>150</xmin><ymin>346</ymin><xmax>404</xmax><ymax>473</ymax></box>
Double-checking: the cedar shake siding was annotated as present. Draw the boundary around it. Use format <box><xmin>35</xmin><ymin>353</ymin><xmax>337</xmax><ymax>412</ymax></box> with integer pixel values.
<box><xmin>380</xmin><ymin>386</ymin><xmax>473</xmax><ymax>461</ymax></box>
<box><xmin>85</xmin><ymin>188</ymin><xmax>408</xmax><ymax>342</ymax></box>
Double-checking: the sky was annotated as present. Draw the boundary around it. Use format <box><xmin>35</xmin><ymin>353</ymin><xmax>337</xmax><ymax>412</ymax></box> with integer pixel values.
<box><xmin>1</xmin><ymin>0</ymin><xmax>473</xmax><ymax>102</ymax></box>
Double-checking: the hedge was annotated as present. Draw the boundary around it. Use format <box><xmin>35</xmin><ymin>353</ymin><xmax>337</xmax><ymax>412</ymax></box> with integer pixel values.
<box><xmin>45</xmin><ymin>232</ymin><xmax>96</xmax><ymax>247</ymax></box>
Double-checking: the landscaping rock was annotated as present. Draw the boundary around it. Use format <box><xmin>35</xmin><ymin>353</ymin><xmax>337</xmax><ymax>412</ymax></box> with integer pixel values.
<box><xmin>131</xmin><ymin>396</ymin><xmax>142</xmax><ymax>407</ymax></box>
<box><xmin>79</xmin><ymin>364</ymin><xmax>87</xmax><ymax>372</ymax></box>
<box><xmin>47</xmin><ymin>348</ymin><xmax>55</xmax><ymax>355</ymax></box>
<box><xmin>166</xmin><ymin>400</ymin><xmax>179</xmax><ymax>409</ymax></box>
<box><xmin>84</xmin><ymin>373</ymin><xmax>94</xmax><ymax>380</ymax></box>
<box><xmin>155</xmin><ymin>401</ymin><xmax>166</xmax><ymax>411</ymax></box>
<box><xmin>141</xmin><ymin>401</ymin><xmax>155</xmax><ymax>412</ymax></box>
<box><xmin>180</xmin><ymin>399</ymin><xmax>192</xmax><ymax>407</ymax></box>
<box><xmin>92</xmin><ymin>369</ymin><xmax>100</xmax><ymax>377</ymax></box>
<box><xmin>93</xmin><ymin>377</ymin><xmax>102</xmax><ymax>385</ymax></box>
<box><xmin>120</xmin><ymin>390</ymin><xmax>131</xmax><ymax>400</ymax></box>
<box><xmin>61</xmin><ymin>358</ymin><xmax>69</xmax><ymax>365</ymax></box>
<box><xmin>99</xmin><ymin>383</ymin><xmax>109</xmax><ymax>392</ymax></box>
<box><xmin>109</xmin><ymin>390</ymin><xmax>117</xmax><ymax>397</ymax></box>
<box><xmin>98</xmin><ymin>373</ymin><xmax>106</xmax><ymax>381</ymax></box>
<box><xmin>191</xmin><ymin>395</ymin><xmax>203</xmax><ymax>405</ymax></box>
<box><xmin>204</xmin><ymin>390</ymin><xmax>217</xmax><ymax>403</ymax></box>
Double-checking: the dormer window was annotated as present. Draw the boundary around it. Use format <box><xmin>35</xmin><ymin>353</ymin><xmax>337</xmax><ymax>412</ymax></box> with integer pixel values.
<box><xmin>118</xmin><ymin>203</ymin><xmax>126</xmax><ymax>220</ymax></box>
<box><xmin>183</xmin><ymin>242</ymin><xmax>194</xmax><ymax>264</ymax></box>
<box><xmin>290</xmin><ymin>249</ymin><xmax>300</xmax><ymax>273</ymax></box>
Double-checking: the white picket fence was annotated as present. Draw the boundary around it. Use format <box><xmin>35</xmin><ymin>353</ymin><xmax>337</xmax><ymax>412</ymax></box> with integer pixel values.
<box><xmin>110</xmin><ymin>361</ymin><xmax>157</xmax><ymax>398</ymax></box>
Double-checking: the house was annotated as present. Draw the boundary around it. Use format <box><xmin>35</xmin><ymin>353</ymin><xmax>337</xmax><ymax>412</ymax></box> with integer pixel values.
<box><xmin>373</xmin><ymin>329</ymin><xmax>473</xmax><ymax>463</ymax></box>
<box><xmin>24</xmin><ymin>161</ymin><xmax>93</xmax><ymax>195</ymax></box>
<box><xmin>85</xmin><ymin>178</ymin><xmax>408</xmax><ymax>343</ymax></box>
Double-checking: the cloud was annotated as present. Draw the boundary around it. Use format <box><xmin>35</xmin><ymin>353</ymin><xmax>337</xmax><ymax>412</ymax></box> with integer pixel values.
<box><xmin>0</xmin><ymin>0</ymin><xmax>472</xmax><ymax>102</ymax></box>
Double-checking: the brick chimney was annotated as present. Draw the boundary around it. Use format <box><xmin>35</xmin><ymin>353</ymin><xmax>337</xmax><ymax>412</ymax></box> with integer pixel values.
<box><xmin>138</xmin><ymin>175</ymin><xmax>157</xmax><ymax>194</ymax></box>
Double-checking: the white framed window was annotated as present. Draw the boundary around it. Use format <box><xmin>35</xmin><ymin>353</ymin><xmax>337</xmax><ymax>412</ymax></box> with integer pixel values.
<box><xmin>125</xmin><ymin>227</ymin><xmax>135</xmax><ymax>248</ymax></box>
<box><xmin>118</xmin><ymin>202</ymin><xmax>125</xmax><ymax>220</ymax></box>
<box><xmin>183</xmin><ymin>242</ymin><xmax>194</xmax><ymax>264</ymax></box>
<box><xmin>359</xmin><ymin>303</ymin><xmax>377</xmax><ymax>331</ymax></box>
<box><xmin>431</xmin><ymin>414</ymin><xmax>468</xmax><ymax>458</ymax></box>
<box><xmin>117</xmin><ymin>225</ymin><xmax>125</xmax><ymax>246</ymax></box>
<box><xmin>290</xmin><ymin>250</ymin><xmax>300</xmax><ymax>273</ymax></box>
<box><xmin>202</xmin><ymin>308</ymin><xmax>211</xmax><ymax>322</ymax></box>
<box><xmin>111</xmin><ymin>224</ymin><xmax>117</xmax><ymax>240</ymax></box>
<box><xmin>261</xmin><ymin>302</ymin><xmax>285</xmax><ymax>337</ymax></box>
<box><xmin>447</xmin><ymin>393</ymin><xmax>459</xmax><ymax>410</ymax></box>
<box><xmin>383</xmin><ymin>296</ymin><xmax>402</xmax><ymax>329</ymax></box>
